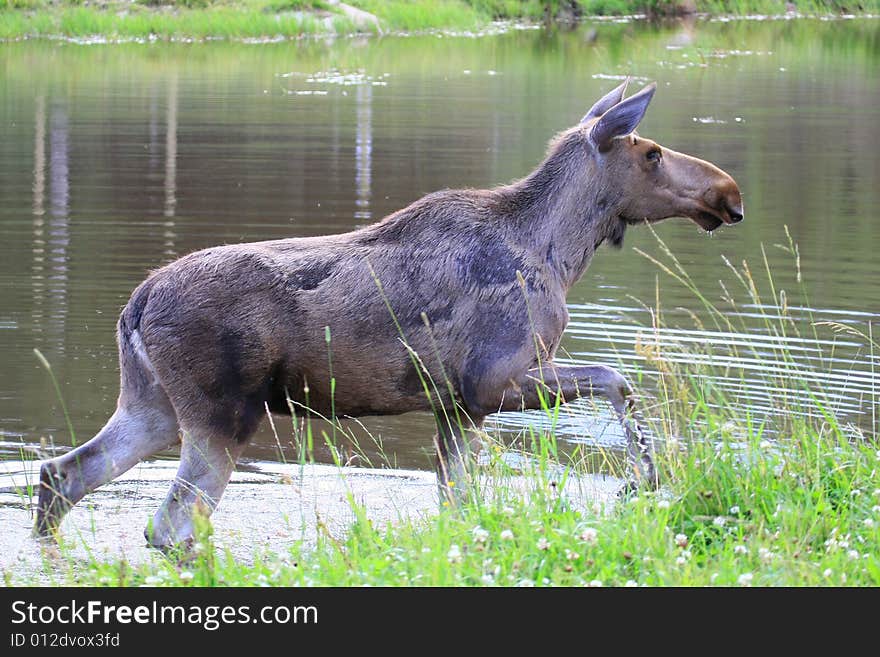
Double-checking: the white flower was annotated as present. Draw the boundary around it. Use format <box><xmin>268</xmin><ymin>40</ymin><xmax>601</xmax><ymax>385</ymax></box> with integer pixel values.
<box><xmin>447</xmin><ymin>545</ymin><xmax>462</xmax><ymax>564</ymax></box>
<box><xmin>179</xmin><ymin>571</ymin><xmax>194</xmax><ymax>582</ymax></box>
<box><xmin>737</xmin><ymin>573</ymin><xmax>753</xmax><ymax>586</ymax></box>
<box><xmin>734</xmin><ymin>545</ymin><xmax>748</xmax><ymax>555</ymax></box>
<box><xmin>502</xmin><ymin>506</ymin><xmax>515</xmax><ymax>516</ymax></box>
<box><xmin>480</xmin><ymin>574</ymin><xmax>494</xmax><ymax>585</ymax></box>
<box><xmin>847</xmin><ymin>549</ymin><xmax>860</xmax><ymax>561</ymax></box>
<box><xmin>710</xmin><ymin>573</ymin><xmax>719</xmax><ymax>583</ymax></box>
<box><xmin>657</xmin><ymin>500</ymin><xmax>671</xmax><ymax>510</ymax></box>
<box><xmin>729</xmin><ymin>505</ymin><xmax>741</xmax><ymax>515</ymax></box>
<box><xmin>680</xmin><ymin>549</ymin><xmax>692</xmax><ymax>561</ymax></box>
<box><xmin>713</xmin><ymin>516</ymin><xmax>727</xmax><ymax>528</ymax></box>
<box><xmin>588</xmin><ymin>579</ymin><xmax>603</xmax><ymax>587</ymax></box>
<box><xmin>758</xmin><ymin>547</ymin><xmax>773</xmax><ymax>564</ymax></box>
<box><xmin>537</xmin><ymin>537</ymin><xmax>550</xmax><ymax>551</ymax></box>
<box><xmin>500</xmin><ymin>529</ymin><xmax>514</xmax><ymax>541</ymax></box>
<box><xmin>871</xmin><ymin>505</ymin><xmax>880</xmax><ymax>514</ymax></box>
<box><xmin>564</xmin><ymin>549</ymin><xmax>580</xmax><ymax>561</ymax></box>
<box><xmin>624</xmin><ymin>580</ymin><xmax>638</xmax><ymax>587</ymax></box>
<box><xmin>823</xmin><ymin>568</ymin><xmax>833</xmax><ymax>578</ymax></box>
<box><xmin>472</xmin><ymin>526</ymin><xmax>489</xmax><ymax>544</ymax></box>
<box><xmin>517</xmin><ymin>578</ymin><xmax>535</xmax><ymax>587</ymax></box>
<box><xmin>863</xmin><ymin>518</ymin><xmax>875</xmax><ymax>529</ymax></box>
<box><xmin>759</xmin><ymin>440</ymin><xmax>772</xmax><ymax>450</ymax></box>
<box><xmin>851</xmin><ymin>489</ymin><xmax>862</xmax><ymax>497</ymax></box>
<box><xmin>143</xmin><ymin>576</ymin><xmax>162</xmax><ymax>586</ymax></box>
<box><xmin>674</xmin><ymin>533</ymin><xmax>688</xmax><ymax>548</ymax></box>
<box><xmin>580</xmin><ymin>528</ymin><xmax>598</xmax><ymax>544</ymax></box>
<box><xmin>676</xmin><ymin>556</ymin><xmax>687</xmax><ymax>566</ymax></box>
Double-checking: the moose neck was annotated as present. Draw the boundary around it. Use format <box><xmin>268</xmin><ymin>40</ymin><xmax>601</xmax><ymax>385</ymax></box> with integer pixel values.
<box><xmin>498</xmin><ymin>132</ymin><xmax>625</xmax><ymax>291</ymax></box>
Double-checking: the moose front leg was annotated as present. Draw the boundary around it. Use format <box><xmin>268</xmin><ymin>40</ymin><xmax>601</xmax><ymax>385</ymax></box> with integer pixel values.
<box><xmin>433</xmin><ymin>413</ymin><xmax>484</xmax><ymax>507</ymax></box>
<box><xmin>499</xmin><ymin>364</ymin><xmax>658</xmax><ymax>490</ymax></box>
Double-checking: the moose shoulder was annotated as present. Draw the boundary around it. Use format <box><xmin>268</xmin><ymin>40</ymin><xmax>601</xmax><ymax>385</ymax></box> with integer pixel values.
<box><xmin>35</xmin><ymin>80</ymin><xmax>743</xmax><ymax>549</ymax></box>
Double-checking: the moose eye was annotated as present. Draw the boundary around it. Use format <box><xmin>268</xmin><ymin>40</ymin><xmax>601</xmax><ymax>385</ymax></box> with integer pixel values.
<box><xmin>646</xmin><ymin>148</ymin><xmax>662</xmax><ymax>163</ymax></box>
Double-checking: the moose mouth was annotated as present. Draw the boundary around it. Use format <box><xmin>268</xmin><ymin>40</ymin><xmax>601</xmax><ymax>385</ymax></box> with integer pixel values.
<box><xmin>693</xmin><ymin>211</ymin><xmax>725</xmax><ymax>232</ymax></box>
<box><xmin>691</xmin><ymin>204</ymin><xmax>744</xmax><ymax>232</ymax></box>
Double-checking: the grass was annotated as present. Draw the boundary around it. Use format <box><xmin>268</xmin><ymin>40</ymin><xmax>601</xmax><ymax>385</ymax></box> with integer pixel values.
<box><xmin>8</xmin><ymin>229</ymin><xmax>879</xmax><ymax>587</ymax></box>
<box><xmin>0</xmin><ymin>1</ymin><xmax>363</xmax><ymax>41</ymax></box>
<box><xmin>1</xmin><ymin>0</ymin><xmax>878</xmax><ymax>42</ymax></box>
<box><xmin>55</xmin><ymin>425</ymin><xmax>880</xmax><ymax>587</ymax></box>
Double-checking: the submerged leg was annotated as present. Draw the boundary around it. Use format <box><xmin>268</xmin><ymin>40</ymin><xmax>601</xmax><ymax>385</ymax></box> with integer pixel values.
<box><xmin>434</xmin><ymin>413</ymin><xmax>484</xmax><ymax>507</ymax></box>
<box><xmin>34</xmin><ymin>399</ymin><xmax>180</xmax><ymax>537</ymax></box>
<box><xmin>496</xmin><ymin>363</ymin><xmax>658</xmax><ymax>489</ymax></box>
<box><xmin>146</xmin><ymin>430</ymin><xmax>248</xmax><ymax>549</ymax></box>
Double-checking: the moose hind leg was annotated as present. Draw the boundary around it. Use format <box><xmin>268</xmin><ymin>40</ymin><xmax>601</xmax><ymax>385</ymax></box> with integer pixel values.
<box><xmin>146</xmin><ymin>429</ymin><xmax>248</xmax><ymax>550</ymax></box>
<box><xmin>34</xmin><ymin>400</ymin><xmax>181</xmax><ymax>537</ymax></box>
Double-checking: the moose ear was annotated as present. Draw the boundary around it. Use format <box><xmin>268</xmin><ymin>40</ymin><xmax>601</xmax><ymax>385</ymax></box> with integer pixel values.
<box><xmin>580</xmin><ymin>78</ymin><xmax>629</xmax><ymax>124</ymax></box>
<box><xmin>589</xmin><ymin>82</ymin><xmax>657</xmax><ymax>150</ymax></box>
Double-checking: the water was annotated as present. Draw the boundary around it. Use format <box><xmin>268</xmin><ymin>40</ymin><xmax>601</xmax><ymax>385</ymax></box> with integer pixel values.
<box><xmin>1</xmin><ymin>16</ymin><xmax>878</xmax><ymax>473</ymax></box>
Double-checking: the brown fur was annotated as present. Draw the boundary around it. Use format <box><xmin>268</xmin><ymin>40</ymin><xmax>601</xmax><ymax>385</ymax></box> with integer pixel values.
<box><xmin>35</xmin><ymin>81</ymin><xmax>743</xmax><ymax>547</ymax></box>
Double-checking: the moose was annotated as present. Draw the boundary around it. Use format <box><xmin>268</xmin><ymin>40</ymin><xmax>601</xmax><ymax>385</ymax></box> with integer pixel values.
<box><xmin>35</xmin><ymin>80</ymin><xmax>742</xmax><ymax>549</ymax></box>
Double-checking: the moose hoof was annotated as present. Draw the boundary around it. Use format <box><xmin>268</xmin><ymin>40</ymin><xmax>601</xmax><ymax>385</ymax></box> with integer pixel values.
<box><xmin>618</xmin><ymin>479</ymin><xmax>641</xmax><ymax>500</ymax></box>
<box><xmin>146</xmin><ymin>536</ymin><xmax>197</xmax><ymax>564</ymax></box>
<box><xmin>144</xmin><ymin>519</ymin><xmax>198</xmax><ymax>557</ymax></box>
<box><xmin>618</xmin><ymin>470</ymin><xmax>660</xmax><ymax>499</ymax></box>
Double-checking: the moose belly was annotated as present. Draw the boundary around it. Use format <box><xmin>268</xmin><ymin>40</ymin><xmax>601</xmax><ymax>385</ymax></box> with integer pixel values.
<box><xmin>270</xmin><ymin>355</ymin><xmax>445</xmax><ymax>419</ymax></box>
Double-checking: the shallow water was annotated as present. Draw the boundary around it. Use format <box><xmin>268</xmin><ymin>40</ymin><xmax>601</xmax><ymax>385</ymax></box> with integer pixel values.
<box><xmin>1</xmin><ymin>16</ymin><xmax>878</xmax><ymax>476</ymax></box>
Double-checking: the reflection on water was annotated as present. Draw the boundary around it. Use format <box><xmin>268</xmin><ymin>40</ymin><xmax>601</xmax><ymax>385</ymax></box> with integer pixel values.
<box><xmin>354</xmin><ymin>83</ymin><xmax>372</xmax><ymax>222</ymax></box>
<box><xmin>47</xmin><ymin>101</ymin><xmax>70</xmax><ymax>353</ymax></box>
<box><xmin>164</xmin><ymin>71</ymin><xmax>178</xmax><ymax>257</ymax></box>
<box><xmin>0</xmin><ymin>17</ymin><xmax>878</xmax><ymax>471</ymax></box>
<box><xmin>31</xmin><ymin>95</ymin><xmax>46</xmax><ymax>346</ymax></box>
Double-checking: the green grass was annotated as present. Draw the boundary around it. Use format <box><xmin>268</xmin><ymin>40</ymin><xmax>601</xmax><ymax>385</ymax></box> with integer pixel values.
<box><xmin>36</xmin><ymin>417</ymin><xmax>880</xmax><ymax>587</ymax></box>
<box><xmin>0</xmin><ymin>1</ymin><xmax>364</xmax><ymax>41</ymax></box>
<box><xmin>1</xmin><ymin>1</ymin><xmax>878</xmax><ymax>42</ymax></box>
<box><xmin>349</xmin><ymin>0</ymin><xmax>486</xmax><ymax>31</ymax></box>
<box><xmin>9</xmin><ymin>230</ymin><xmax>878</xmax><ymax>587</ymax></box>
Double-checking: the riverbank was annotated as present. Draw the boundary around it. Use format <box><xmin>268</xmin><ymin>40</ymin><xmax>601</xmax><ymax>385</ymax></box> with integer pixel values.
<box><xmin>1</xmin><ymin>0</ymin><xmax>876</xmax><ymax>42</ymax></box>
